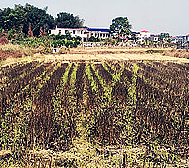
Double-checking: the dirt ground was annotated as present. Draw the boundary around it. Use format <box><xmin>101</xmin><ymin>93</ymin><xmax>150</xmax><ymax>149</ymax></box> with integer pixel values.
<box><xmin>34</xmin><ymin>47</ymin><xmax>189</xmax><ymax>63</ymax></box>
<box><xmin>1</xmin><ymin>48</ymin><xmax>189</xmax><ymax>67</ymax></box>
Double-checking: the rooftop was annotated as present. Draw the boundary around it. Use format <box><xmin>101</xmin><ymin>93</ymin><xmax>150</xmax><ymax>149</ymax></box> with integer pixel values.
<box><xmin>87</xmin><ymin>28</ymin><xmax>110</xmax><ymax>32</ymax></box>
<box><xmin>140</xmin><ymin>30</ymin><xmax>150</xmax><ymax>33</ymax></box>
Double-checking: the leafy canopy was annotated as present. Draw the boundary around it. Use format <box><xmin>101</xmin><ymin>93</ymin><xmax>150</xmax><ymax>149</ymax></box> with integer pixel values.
<box><xmin>0</xmin><ymin>4</ymin><xmax>85</xmax><ymax>37</ymax></box>
<box><xmin>55</xmin><ymin>12</ymin><xmax>84</xmax><ymax>28</ymax></box>
<box><xmin>0</xmin><ymin>4</ymin><xmax>55</xmax><ymax>36</ymax></box>
<box><xmin>110</xmin><ymin>17</ymin><xmax>132</xmax><ymax>36</ymax></box>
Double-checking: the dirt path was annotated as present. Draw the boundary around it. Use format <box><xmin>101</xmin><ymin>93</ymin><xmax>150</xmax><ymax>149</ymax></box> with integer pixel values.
<box><xmin>1</xmin><ymin>48</ymin><xmax>189</xmax><ymax>68</ymax></box>
<box><xmin>34</xmin><ymin>47</ymin><xmax>189</xmax><ymax>63</ymax></box>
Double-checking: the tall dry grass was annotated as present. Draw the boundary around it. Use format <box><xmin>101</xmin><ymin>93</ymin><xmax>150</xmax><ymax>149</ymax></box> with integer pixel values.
<box><xmin>163</xmin><ymin>48</ymin><xmax>189</xmax><ymax>59</ymax></box>
<box><xmin>0</xmin><ymin>44</ymin><xmax>35</xmax><ymax>67</ymax></box>
<box><xmin>0</xmin><ymin>44</ymin><xmax>34</xmax><ymax>57</ymax></box>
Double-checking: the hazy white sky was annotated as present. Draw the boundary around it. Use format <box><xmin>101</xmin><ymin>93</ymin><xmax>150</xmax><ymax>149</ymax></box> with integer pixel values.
<box><xmin>1</xmin><ymin>0</ymin><xmax>189</xmax><ymax>36</ymax></box>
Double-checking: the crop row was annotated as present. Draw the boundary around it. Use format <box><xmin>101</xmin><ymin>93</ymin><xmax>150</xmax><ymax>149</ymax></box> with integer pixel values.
<box><xmin>0</xmin><ymin>60</ymin><xmax>189</xmax><ymax>164</ymax></box>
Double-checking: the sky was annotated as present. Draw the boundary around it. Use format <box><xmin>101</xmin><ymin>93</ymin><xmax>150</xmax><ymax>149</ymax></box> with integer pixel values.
<box><xmin>1</xmin><ymin>0</ymin><xmax>189</xmax><ymax>36</ymax></box>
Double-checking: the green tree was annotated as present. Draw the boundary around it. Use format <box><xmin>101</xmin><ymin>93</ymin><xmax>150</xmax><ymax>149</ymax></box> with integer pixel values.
<box><xmin>158</xmin><ymin>33</ymin><xmax>170</xmax><ymax>42</ymax></box>
<box><xmin>88</xmin><ymin>36</ymin><xmax>100</xmax><ymax>42</ymax></box>
<box><xmin>23</xmin><ymin>4</ymin><xmax>55</xmax><ymax>36</ymax></box>
<box><xmin>55</xmin><ymin>12</ymin><xmax>84</xmax><ymax>28</ymax></box>
<box><xmin>0</xmin><ymin>4</ymin><xmax>55</xmax><ymax>37</ymax></box>
<box><xmin>8</xmin><ymin>28</ymin><xmax>17</xmax><ymax>40</ymax></box>
<box><xmin>110</xmin><ymin>17</ymin><xmax>132</xmax><ymax>36</ymax></box>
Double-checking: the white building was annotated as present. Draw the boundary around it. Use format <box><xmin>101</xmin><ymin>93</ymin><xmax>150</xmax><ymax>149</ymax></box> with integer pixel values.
<box><xmin>49</xmin><ymin>26</ymin><xmax>88</xmax><ymax>42</ymax></box>
<box><xmin>136</xmin><ymin>30</ymin><xmax>152</xmax><ymax>43</ymax></box>
<box><xmin>171</xmin><ymin>37</ymin><xmax>179</xmax><ymax>43</ymax></box>
<box><xmin>87</xmin><ymin>28</ymin><xmax>110</xmax><ymax>39</ymax></box>
<box><xmin>49</xmin><ymin>27</ymin><xmax>110</xmax><ymax>42</ymax></box>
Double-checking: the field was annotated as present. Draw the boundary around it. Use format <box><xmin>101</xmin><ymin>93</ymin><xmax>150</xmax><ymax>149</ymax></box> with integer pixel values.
<box><xmin>1</xmin><ymin>49</ymin><xmax>189</xmax><ymax>167</ymax></box>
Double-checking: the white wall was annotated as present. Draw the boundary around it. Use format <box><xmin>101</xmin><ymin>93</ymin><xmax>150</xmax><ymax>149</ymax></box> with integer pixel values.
<box><xmin>49</xmin><ymin>27</ymin><xmax>88</xmax><ymax>42</ymax></box>
<box><xmin>89</xmin><ymin>31</ymin><xmax>109</xmax><ymax>39</ymax></box>
<box><xmin>49</xmin><ymin>27</ymin><xmax>111</xmax><ymax>41</ymax></box>
<box><xmin>136</xmin><ymin>31</ymin><xmax>152</xmax><ymax>42</ymax></box>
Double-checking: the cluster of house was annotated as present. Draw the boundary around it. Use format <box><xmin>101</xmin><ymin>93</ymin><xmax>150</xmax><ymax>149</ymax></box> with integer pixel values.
<box><xmin>49</xmin><ymin>26</ymin><xmax>110</xmax><ymax>42</ymax></box>
<box><xmin>134</xmin><ymin>30</ymin><xmax>189</xmax><ymax>45</ymax></box>
<box><xmin>49</xmin><ymin>26</ymin><xmax>189</xmax><ymax>46</ymax></box>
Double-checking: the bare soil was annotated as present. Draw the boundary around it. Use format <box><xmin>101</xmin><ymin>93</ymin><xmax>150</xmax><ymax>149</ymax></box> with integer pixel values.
<box><xmin>34</xmin><ymin>48</ymin><xmax>189</xmax><ymax>63</ymax></box>
<box><xmin>1</xmin><ymin>48</ymin><xmax>189</xmax><ymax>68</ymax></box>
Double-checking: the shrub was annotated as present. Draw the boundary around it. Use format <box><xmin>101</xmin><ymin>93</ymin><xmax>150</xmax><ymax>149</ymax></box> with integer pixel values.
<box><xmin>58</xmin><ymin>46</ymin><xmax>68</xmax><ymax>54</ymax></box>
<box><xmin>88</xmin><ymin>36</ymin><xmax>100</xmax><ymax>42</ymax></box>
<box><xmin>0</xmin><ymin>44</ymin><xmax>34</xmax><ymax>59</ymax></box>
<box><xmin>0</xmin><ymin>49</ymin><xmax>23</xmax><ymax>60</ymax></box>
<box><xmin>0</xmin><ymin>36</ymin><xmax>9</xmax><ymax>45</ymax></box>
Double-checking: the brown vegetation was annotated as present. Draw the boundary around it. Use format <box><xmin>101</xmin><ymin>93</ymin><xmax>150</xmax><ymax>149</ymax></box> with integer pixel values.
<box><xmin>1</xmin><ymin>60</ymin><xmax>189</xmax><ymax>167</ymax></box>
<box><xmin>0</xmin><ymin>36</ymin><xmax>9</xmax><ymax>45</ymax></box>
<box><xmin>0</xmin><ymin>49</ymin><xmax>23</xmax><ymax>60</ymax></box>
<box><xmin>69</xmin><ymin>47</ymin><xmax>164</xmax><ymax>55</ymax></box>
<box><xmin>163</xmin><ymin>48</ymin><xmax>189</xmax><ymax>59</ymax></box>
<box><xmin>0</xmin><ymin>44</ymin><xmax>34</xmax><ymax>62</ymax></box>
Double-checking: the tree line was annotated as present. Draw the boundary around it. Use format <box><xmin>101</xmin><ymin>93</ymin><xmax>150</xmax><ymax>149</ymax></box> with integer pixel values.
<box><xmin>0</xmin><ymin>3</ymin><xmax>135</xmax><ymax>50</ymax></box>
<box><xmin>0</xmin><ymin>3</ymin><xmax>85</xmax><ymax>37</ymax></box>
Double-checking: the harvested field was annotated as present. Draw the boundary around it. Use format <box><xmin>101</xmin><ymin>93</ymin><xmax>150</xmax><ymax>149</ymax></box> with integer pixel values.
<box><xmin>33</xmin><ymin>48</ymin><xmax>189</xmax><ymax>63</ymax></box>
<box><xmin>1</xmin><ymin>48</ymin><xmax>189</xmax><ymax>167</ymax></box>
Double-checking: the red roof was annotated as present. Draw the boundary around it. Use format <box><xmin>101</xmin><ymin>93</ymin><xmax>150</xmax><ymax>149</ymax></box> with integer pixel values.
<box><xmin>140</xmin><ymin>30</ymin><xmax>150</xmax><ymax>33</ymax></box>
<box><xmin>186</xmin><ymin>34</ymin><xmax>189</xmax><ymax>37</ymax></box>
<box><xmin>171</xmin><ymin>37</ymin><xmax>178</xmax><ymax>39</ymax></box>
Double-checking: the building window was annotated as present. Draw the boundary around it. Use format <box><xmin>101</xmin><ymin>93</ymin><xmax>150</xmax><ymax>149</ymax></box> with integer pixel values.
<box><xmin>73</xmin><ymin>30</ymin><xmax>76</xmax><ymax>34</ymax></box>
<box><xmin>59</xmin><ymin>30</ymin><xmax>61</xmax><ymax>34</ymax></box>
<box><xmin>81</xmin><ymin>30</ymin><xmax>83</xmax><ymax>34</ymax></box>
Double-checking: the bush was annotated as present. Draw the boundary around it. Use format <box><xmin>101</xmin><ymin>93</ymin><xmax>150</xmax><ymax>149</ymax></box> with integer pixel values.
<box><xmin>0</xmin><ymin>36</ymin><xmax>9</xmax><ymax>45</ymax></box>
<box><xmin>88</xmin><ymin>36</ymin><xmax>100</xmax><ymax>42</ymax></box>
<box><xmin>0</xmin><ymin>44</ymin><xmax>34</xmax><ymax>59</ymax></box>
<box><xmin>58</xmin><ymin>46</ymin><xmax>68</xmax><ymax>54</ymax></box>
<box><xmin>12</xmin><ymin>34</ymin><xmax>82</xmax><ymax>54</ymax></box>
<box><xmin>0</xmin><ymin>49</ymin><xmax>23</xmax><ymax>60</ymax></box>
<box><xmin>163</xmin><ymin>49</ymin><xmax>189</xmax><ymax>59</ymax></box>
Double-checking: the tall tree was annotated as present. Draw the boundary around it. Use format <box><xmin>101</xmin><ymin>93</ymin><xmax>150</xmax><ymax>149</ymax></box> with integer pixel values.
<box><xmin>55</xmin><ymin>12</ymin><xmax>84</xmax><ymax>28</ymax></box>
<box><xmin>22</xmin><ymin>3</ymin><xmax>55</xmax><ymax>36</ymax></box>
<box><xmin>0</xmin><ymin>4</ymin><xmax>55</xmax><ymax>36</ymax></box>
<box><xmin>110</xmin><ymin>17</ymin><xmax>132</xmax><ymax>36</ymax></box>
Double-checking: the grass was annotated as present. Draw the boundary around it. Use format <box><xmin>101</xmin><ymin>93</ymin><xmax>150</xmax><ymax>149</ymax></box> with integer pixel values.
<box><xmin>0</xmin><ymin>44</ymin><xmax>35</xmax><ymax>67</ymax></box>
<box><xmin>0</xmin><ymin>43</ymin><xmax>34</xmax><ymax>56</ymax></box>
<box><xmin>1</xmin><ymin>140</ymin><xmax>188</xmax><ymax>167</ymax></box>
